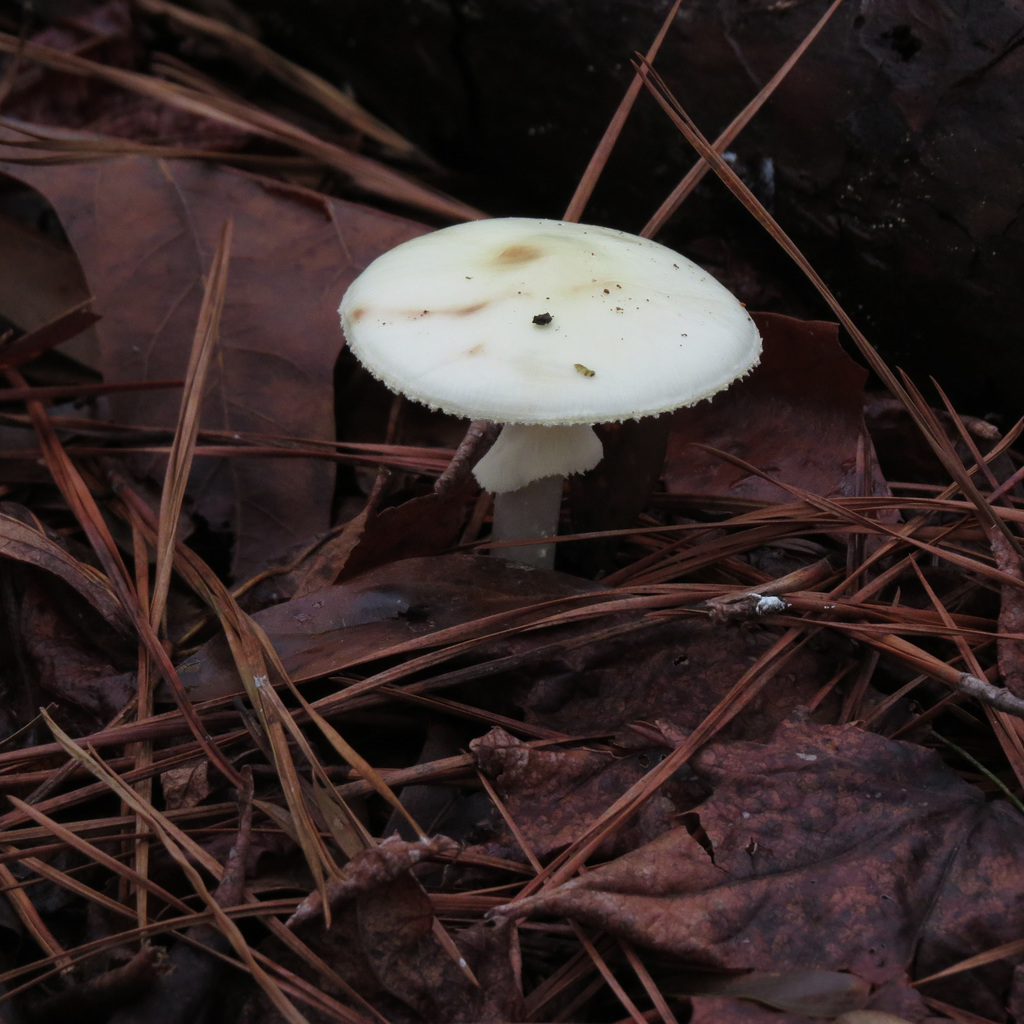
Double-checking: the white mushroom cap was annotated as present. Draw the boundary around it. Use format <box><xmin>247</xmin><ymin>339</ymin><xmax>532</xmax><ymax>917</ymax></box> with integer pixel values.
<box><xmin>338</xmin><ymin>218</ymin><xmax>761</xmax><ymax>428</ymax></box>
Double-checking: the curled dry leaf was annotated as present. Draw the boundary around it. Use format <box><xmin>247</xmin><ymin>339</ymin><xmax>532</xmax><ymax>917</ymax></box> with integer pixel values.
<box><xmin>287</xmin><ymin>834</ymin><xmax>458</xmax><ymax>929</ymax></box>
<box><xmin>0</xmin><ymin>504</ymin><xmax>131</xmax><ymax>634</ymax></box>
<box><xmin>160</xmin><ymin>760</ymin><xmax>211</xmax><ymax>811</ymax></box>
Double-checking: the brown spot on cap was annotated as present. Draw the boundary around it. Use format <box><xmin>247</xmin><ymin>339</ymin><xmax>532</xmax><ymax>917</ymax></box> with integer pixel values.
<box><xmin>349</xmin><ymin>306</ymin><xmax>367</xmax><ymax>322</ymax></box>
<box><xmin>455</xmin><ymin>301</ymin><xmax>488</xmax><ymax>316</ymax></box>
<box><xmin>467</xmin><ymin>343</ymin><xmax>485</xmax><ymax>356</ymax></box>
<box><xmin>494</xmin><ymin>244</ymin><xmax>544</xmax><ymax>265</ymax></box>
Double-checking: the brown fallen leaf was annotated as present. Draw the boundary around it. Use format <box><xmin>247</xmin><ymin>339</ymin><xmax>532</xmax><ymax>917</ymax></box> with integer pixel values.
<box><xmin>273</xmin><ymin>837</ymin><xmax>520</xmax><ymax>1023</ymax></box>
<box><xmin>519</xmin><ymin>613</ymin><xmax>845</xmax><ymax>742</ymax></box>
<box><xmin>2</xmin><ymin>562</ymin><xmax>135</xmax><ymax>732</ymax></box>
<box><xmin>356</xmin><ymin>872</ymin><xmax>478</xmax><ymax>1022</ymax></box>
<box><xmin>334</xmin><ymin>478</ymin><xmax>479</xmax><ymax>583</ymax></box>
<box><xmin>470</xmin><ymin>726</ymin><xmax>707</xmax><ymax>861</ymax></box>
<box><xmin>666</xmin><ymin>312</ymin><xmax>890</xmax><ymax>506</ymax></box>
<box><xmin>494</xmin><ymin>719</ymin><xmax>1024</xmax><ymax>1016</ymax></box>
<box><xmin>835</xmin><ymin>1013</ymin><xmax>917</xmax><ymax>1024</ymax></box>
<box><xmin>0</xmin><ymin>502</ymin><xmax>131</xmax><ymax>634</ymax></box>
<box><xmin>0</xmin><ymin>147</ymin><xmax>429</xmax><ymax>579</ymax></box>
<box><xmin>687</xmin><ymin>997</ymin><xmax>814</xmax><ymax>1023</ymax></box>
<box><xmin>160</xmin><ymin>759</ymin><xmax>210</xmax><ymax>811</ymax></box>
<box><xmin>912</xmin><ymin>797</ymin><xmax>1024</xmax><ymax>1017</ymax></box>
<box><xmin>691</xmin><ymin>968</ymin><xmax>871</xmax><ymax>1016</ymax></box>
<box><xmin>685</xmin><ymin>993</ymin><xmax>927</xmax><ymax>1023</ymax></box>
<box><xmin>287</xmin><ymin>834</ymin><xmax>458</xmax><ymax>930</ymax></box>
<box><xmin>175</xmin><ymin>552</ymin><xmax>606</xmax><ymax>701</ymax></box>
<box><xmin>0</xmin><ymin>209</ymin><xmax>94</xmax><ymax>338</ymax></box>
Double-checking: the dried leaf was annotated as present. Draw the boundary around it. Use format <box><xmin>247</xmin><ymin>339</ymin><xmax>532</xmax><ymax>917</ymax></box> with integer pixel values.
<box><xmin>0</xmin><ymin>149</ymin><xmax>429</xmax><ymax>579</ymax></box>
<box><xmin>666</xmin><ymin>312</ymin><xmax>888</xmax><ymax>505</ymax></box>
<box><xmin>2</xmin><ymin>564</ymin><xmax>135</xmax><ymax>729</ymax></box>
<box><xmin>356</xmin><ymin>873</ymin><xmax>478</xmax><ymax>1021</ymax></box>
<box><xmin>697</xmin><ymin>969</ymin><xmax>870</xmax><ymax>1016</ymax></box>
<box><xmin>520</xmin><ymin>614</ymin><xmax>843</xmax><ymax>741</ymax></box>
<box><xmin>687</xmin><ymin>997</ymin><xmax>812</xmax><ymax>1023</ymax></box>
<box><xmin>835</xmin><ymin>1013</ymin><xmax>916</xmax><ymax>1024</ymax></box>
<box><xmin>497</xmin><ymin>719</ymin><xmax>1024</xmax><ymax>1011</ymax></box>
<box><xmin>0</xmin><ymin>504</ymin><xmax>131</xmax><ymax>633</ymax></box>
<box><xmin>160</xmin><ymin>760</ymin><xmax>210</xmax><ymax>811</ymax></box>
<box><xmin>0</xmin><ymin>220</ymin><xmax>95</xmax><ymax>346</ymax></box>
<box><xmin>471</xmin><ymin>726</ymin><xmax>704</xmax><ymax>860</ymax></box>
<box><xmin>335</xmin><ymin>479</ymin><xmax>479</xmax><ymax>583</ymax></box>
<box><xmin>177</xmin><ymin>552</ymin><xmax>605</xmax><ymax>701</ymax></box>
<box><xmin>274</xmin><ymin>837</ymin><xmax>520</xmax><ymax>1022</ymax></box>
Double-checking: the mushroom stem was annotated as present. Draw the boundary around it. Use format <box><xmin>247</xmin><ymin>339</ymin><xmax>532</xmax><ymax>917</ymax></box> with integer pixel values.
<box><xmin>490</xmin><ymin>475</ymin><xmax>565</xmax><ymax>569</ymax></box>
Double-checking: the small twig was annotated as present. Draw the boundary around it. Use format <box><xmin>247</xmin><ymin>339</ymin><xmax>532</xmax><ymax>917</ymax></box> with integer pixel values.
<box><xmin>952</xmin><ymin>671</ymin><xmax>1024</xmax><ymax>718</ymax></box>
<box><xmin>991</xmin><ymin>530</ymin><xmax>1024</xmax><ymax>698</ymax></box>
<box><xmin>704</xmin><ymin>558</ymin><xmax>835</xmax><ymax>622</ymax></box>
<box><xmin>26</xmin><ymin>946</ymin><xmax>163</xmax><ymax>1022</ymax></box>
<box><xmin>434</xmin><ymin>419</ymin><xmax>499</xmax><ymax>495</ymax></box>
<box><xmin>216</xmin><ymin>769</ymin><xmax>255</xmax><ymax>908</ymax></box>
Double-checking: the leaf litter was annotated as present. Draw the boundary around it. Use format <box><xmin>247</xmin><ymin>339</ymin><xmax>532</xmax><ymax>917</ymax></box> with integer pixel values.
<box><xmin>0</xmin><ymin>2</ymin><xmax>1023</xmax><ymax>1023</ymax></box>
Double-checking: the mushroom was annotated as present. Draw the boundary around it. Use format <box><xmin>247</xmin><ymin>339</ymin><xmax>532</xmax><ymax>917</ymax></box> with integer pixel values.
<box><xmin>338</xmin><ymin>218</ymin><xmax>761</xmax><ymax>569</ymax></box>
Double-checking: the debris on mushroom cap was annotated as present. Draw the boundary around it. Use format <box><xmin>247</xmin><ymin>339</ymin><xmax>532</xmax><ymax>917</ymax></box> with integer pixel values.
<box><xmin>339</xmin><ymin>218</ymin><xmax>761</xmax><ymax>425</ymax></box>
